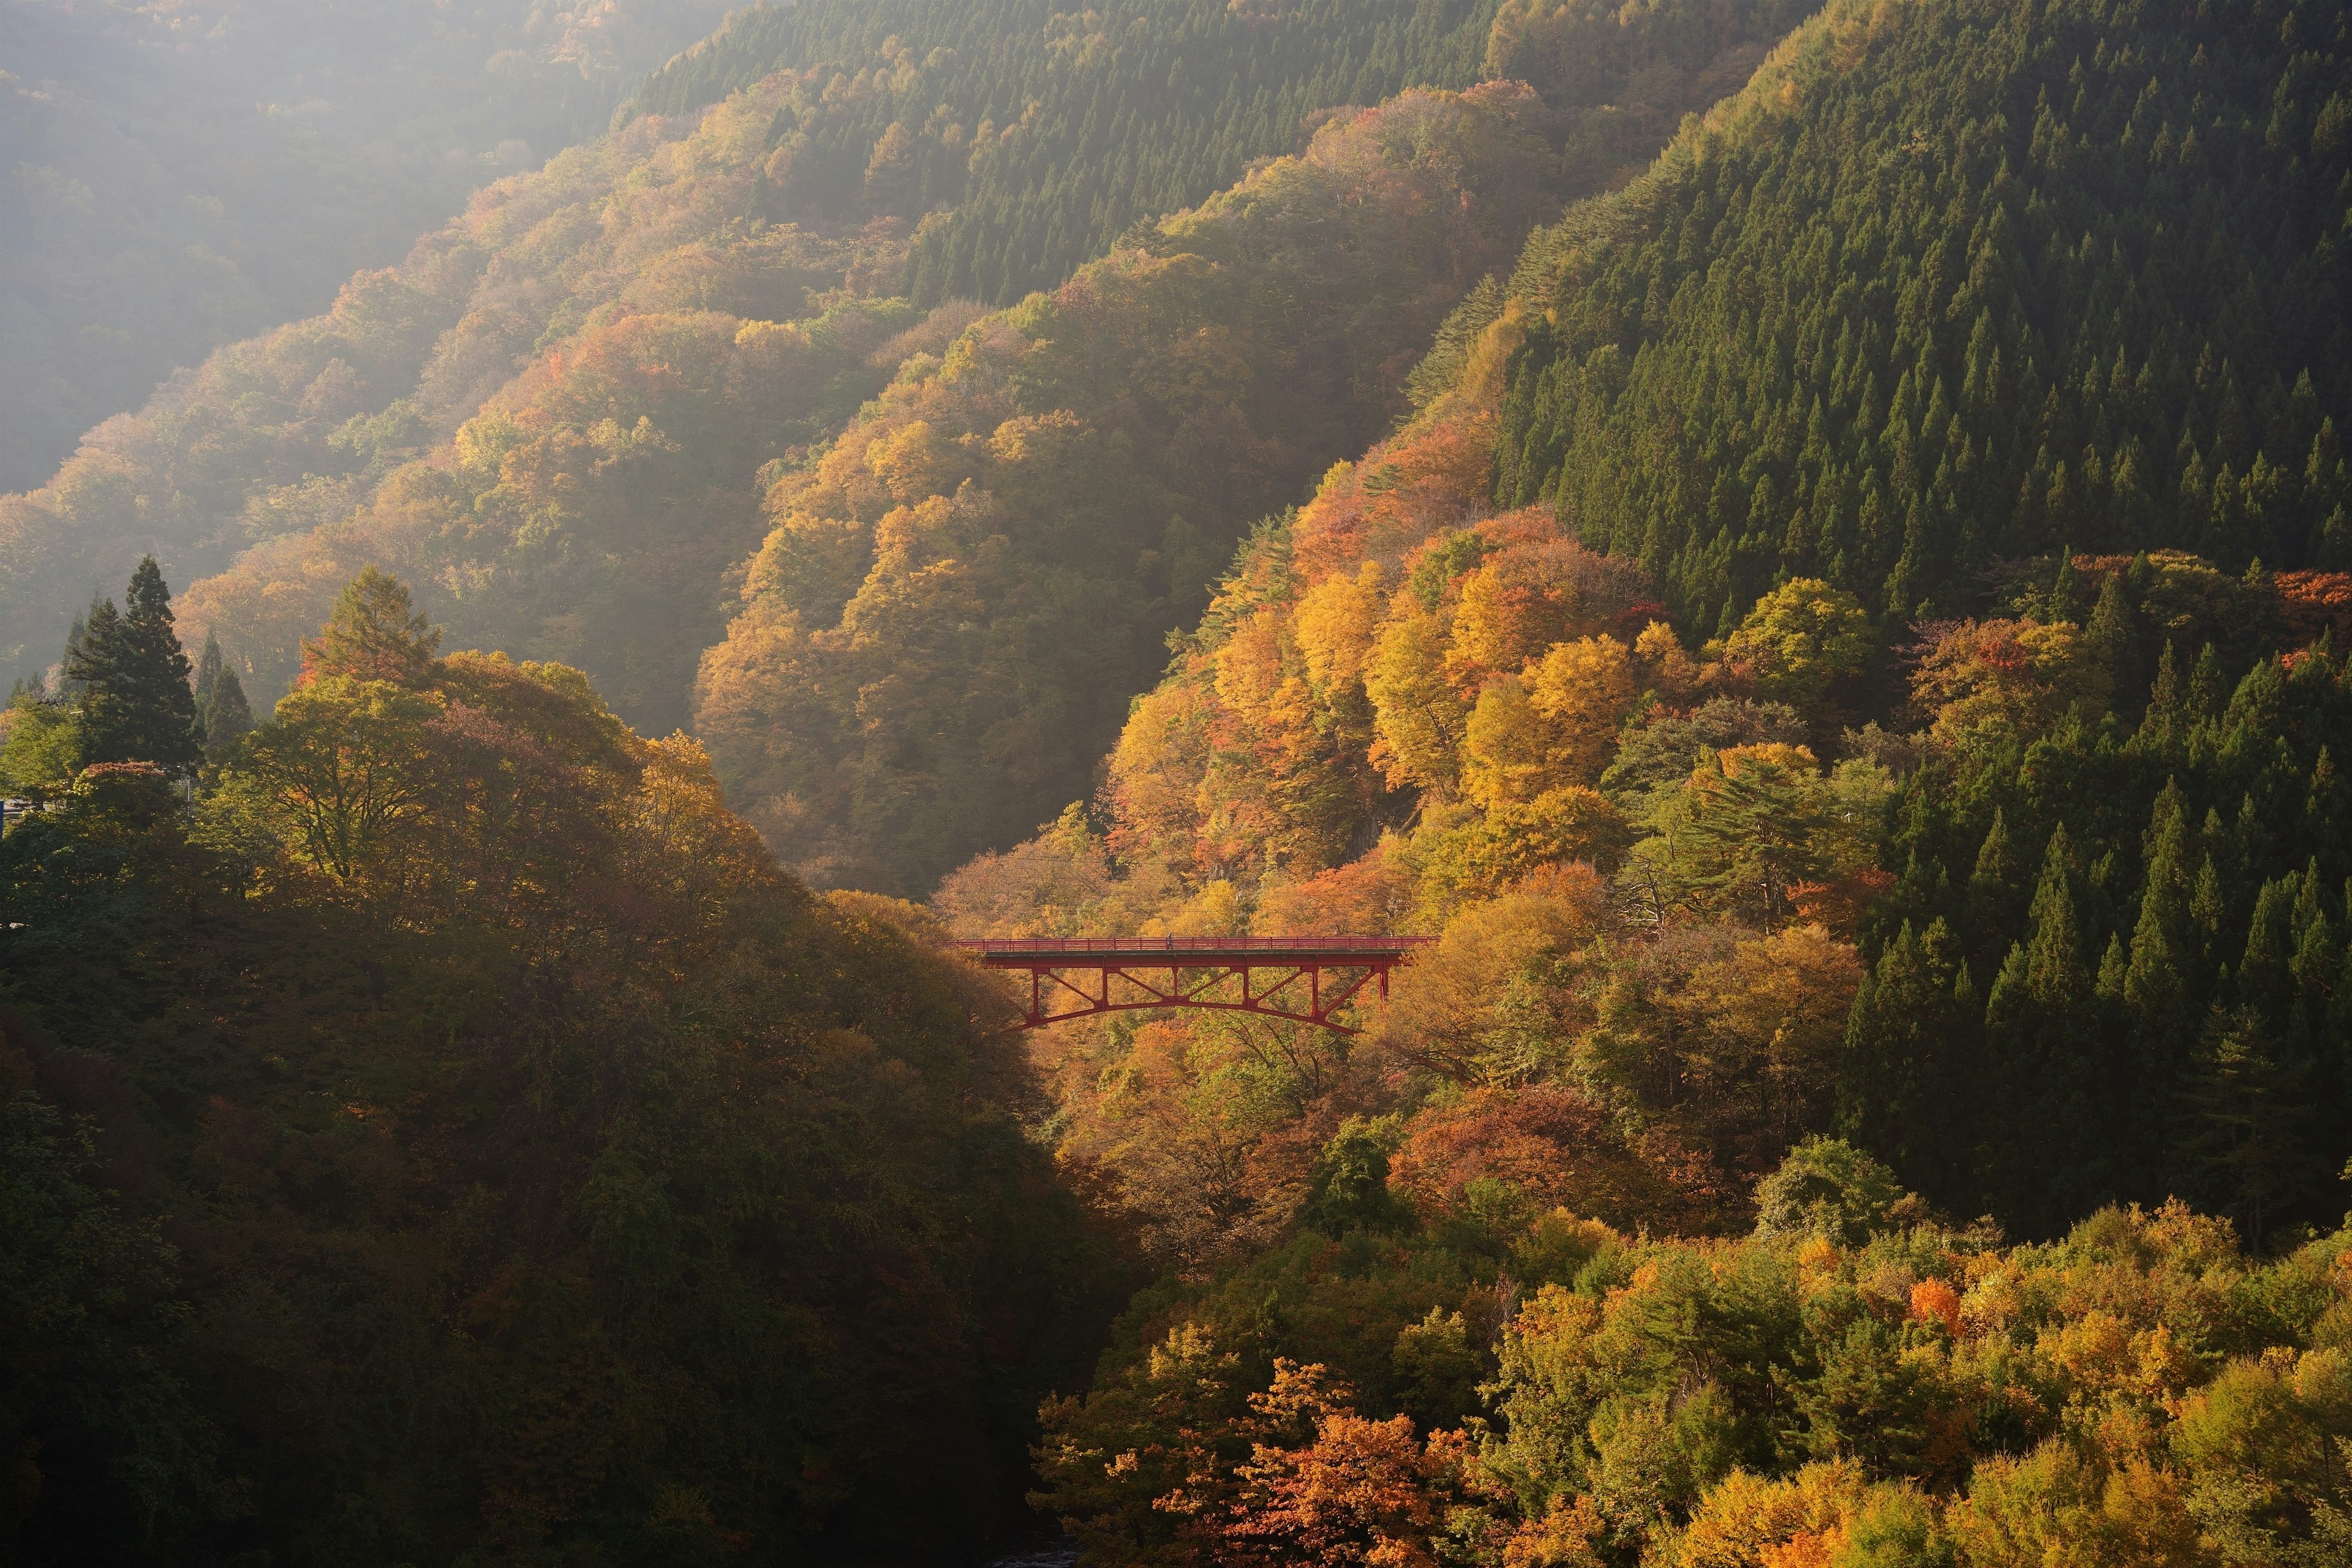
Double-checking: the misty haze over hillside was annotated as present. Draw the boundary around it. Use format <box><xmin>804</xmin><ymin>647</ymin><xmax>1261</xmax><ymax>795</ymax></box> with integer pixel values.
<box><xmin>1</xmin><ymin>0</ymin><xmax>729</xmax><ymax>492</ymax></box>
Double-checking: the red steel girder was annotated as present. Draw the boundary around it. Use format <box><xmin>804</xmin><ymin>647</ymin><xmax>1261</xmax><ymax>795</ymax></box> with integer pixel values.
<box><xmin>957</xmin><ymin>936</ymin><xmax>1433</xmax><ymax>1034</ymax></box>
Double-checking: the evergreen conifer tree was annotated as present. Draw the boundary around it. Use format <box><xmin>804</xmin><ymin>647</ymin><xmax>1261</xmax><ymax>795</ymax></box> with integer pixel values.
<box><xmin>1962</xmin><ymin>807</ymin><xmax>2021</xmax><ymax>967</ymax></box>
<box><xmin>2045</xmin><ymin>551</ymin><xmax>2083</xmax><ymax>624</ymax></box>
<box><xmin>2176</xmin><ymin>1007</ymin><xmax>2320</xmax><ymax>1250</ymax></box>
<box><xmin>2083</xmin><ymin>571</ymin><xmax>2139</xmax><ymax>713</ymax></box>
<box><xmin>193</xmin><ymin>634</ymin><xmax>254</xmax><ymax>758</ymax></box>
<box><xmin>211</xmin><ymin>672</ymin><xmax>252</xmax><ymax>753</ymax></box>
<box><xmin>57</xmin><ymin>596</ymin><xmax>100</xmax><ymax>697</ymax></box>
<box><xmin>300</xmin><ymin>567</ymin><xmax>440</xmax><ymax>687</ymax></box>
<box><xmin>64</xmin><ymin>559</ymin><xmax>203</xmax><ymax>777</ymax></box>
<box><xmin>2288</xmin><ymin>859</ymin><xmax>2337</xmax><ymax>1015</ymax></box>
<box><xmin>2134</xmin><ymin>641</ymin><xmax>2184</xmax><ymax>755</ymax></box>
<box><xmin>2237</xmin><ymin>875</ymin><xmax>2301</xmax><ymax>1031</ymax></box>
<box><xmin>2187</xmin><ymin>643</ymin><xmax>2228</xmax><ymax>723</ymax></box>
<box><xmin>194</xmin><ymin>634</ymin><xmax>221</xmax><ymax>707</ymax></box>
<box><xmin>2095</xmin><ymin>933</ymin><xmax>2127</xmax><ymax>1003</ymax></box>
<box><xmin>2190</xmin><ymin>853</ymin><xmax>2229</xmax><ymax>968</ymax></box>
<box><xmin>1981</xmin><ymin>823</ymin><xmax>2105</xmax><ymax>1233</ymax></box>
<box><xmin>1839</xmin><ymin>918</ymin><xmax>1969</xmax><ymax>1200</ymax></box>
<box><xmin>2019</xmin><ymin>827</ymin><xmax>2090</xmax><ymax>1009</ymax></box>
<box><xmin>63</xmin><ymin>597</ymin><xmax>116</xmax><ymax>684</ymax></box>
<box><xmin>2125</xmin><ymin>780</ymin><xmax>2195</xmax><ymax>1022</ymax></box>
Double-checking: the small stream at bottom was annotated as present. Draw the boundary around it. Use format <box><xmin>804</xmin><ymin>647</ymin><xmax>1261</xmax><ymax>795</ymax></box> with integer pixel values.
<box><xmin>978</xmin><ymin>1526</ymin><xmax>1080</xmax><ymax>1568</ymax></box>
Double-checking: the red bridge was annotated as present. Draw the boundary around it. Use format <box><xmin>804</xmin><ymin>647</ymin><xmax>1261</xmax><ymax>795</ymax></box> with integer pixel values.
<box><xmin>957</xmin><ymin>935</ymin><xmax>1434</xmax><ymax>1033</ymax></box>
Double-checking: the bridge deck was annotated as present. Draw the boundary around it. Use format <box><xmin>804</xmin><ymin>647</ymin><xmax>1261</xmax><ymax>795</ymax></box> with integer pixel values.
<box><xmin>957</xmin><ymin>935</ymin><xmax>1431</xmax><ymax>965</ymax></box>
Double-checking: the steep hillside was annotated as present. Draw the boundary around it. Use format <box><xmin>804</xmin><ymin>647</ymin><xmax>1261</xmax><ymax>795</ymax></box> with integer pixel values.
<box><xmin>10</xmin><ymin>1</ymin><xmax>2352</xmax><ymax>1560</ymax></box>
<box><xmin>1</xmin><ymin>0</ymin><xmax>1819</xmax><ymax>792</ymax></box>
<box><xmin>3</xmin><ymin>83</ymin><xmax>918</xmax><ymax>718</ymax></box>
<box><xmin>1493</xmin><ymin>0</ymin><xmax>2352</xmax><ymax>628</ymax></box>
<box><xmin>622</xmin><ymin>0</ymin><xmax>1505</xmax><ymax>306</ymax></box>
<box><xmin>0</xmin><ymin>0</ymin><xmax>730</xmax><ymax>494</ymax></box>
<box><xmin>929</xmin><ymin>0</ymin><xmax>2352</xmax><ymax>1279</ymax></box>
<box><xmin>912</xmin><ymin>6</ymin><xmax>2352</xmax><ymax>1559</ymax></box>
<box><xmin>0</xmin><ymin>567</ymin><xmax>1120</xmax><ymax>1561</ymax></box>
<box><xmin>0</xmin><ymin>0</ymin><xmax>1499</xmax><ymax>693</ymax></box>
<box><xmin>694</xmin><ymin>83</ymin><xmax>1561</xmax><ymax>892</ymax></box>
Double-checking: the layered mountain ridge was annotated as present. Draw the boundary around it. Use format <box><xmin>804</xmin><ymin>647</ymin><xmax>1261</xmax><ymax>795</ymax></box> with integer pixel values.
<box><xmin>0</xmin><ymin>0</ymin><xmax>734</xmax><ymax>494</ymax></box>
<box><xmin>10</xmin><ymin>0</ymin><xmax>2352</xmax><ymax>1561</ymax></box>
<box><xmin>3</xmin><ymin>0</ymin><xmax>1811</xmax><ymax>881</ymax></box>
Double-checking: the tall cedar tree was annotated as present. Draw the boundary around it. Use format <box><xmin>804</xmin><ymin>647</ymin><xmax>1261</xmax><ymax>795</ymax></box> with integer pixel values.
<box><xmin>56</xmin><ymin>597</ymin><xmax>97</xmax><ymax>696</ymax></box>
<box><xmin>64</xmin><ymin>557</ymin><xmax>200</xmax><ymax>777</ymax></box>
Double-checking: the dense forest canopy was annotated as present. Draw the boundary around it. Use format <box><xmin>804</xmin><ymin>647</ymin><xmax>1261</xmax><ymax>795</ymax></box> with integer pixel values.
<box><xmin>0</xmin><ymin>0</ymin><xmax>1815</xmax><ymax>838</ymax></box>
<box><xmin>1033</xmin><ymin>1186</ymin><xmax>2352</xmax><ymax>1565</ymax></box>
<box><xmin>680</xmin><ymin>0</ymin><xmax>1833</xmax><ymax>893</ymax></box>
<box><xmin>0</xmin><ymin>0</ymin><xmax>731</xmax><ymax>495</ymax></box>
<box><xmin>692</xmin><ymin>80</ymin><xmax>1565</xmax><ymax>893</ymax></box>
<box><xmin>1493</xmin><ymin>0</ymin><xmax>2352</xmax><ymax>629</ymax></box>
<box><xmin>1</xmin><ymin>561</ymin><xmax>1123</xmax><ymax>1561</ymax></box>
<box><xmin>0</xmin><ymin>0</ymin><xmax>1502</xmax><ymax>693</ymax></box>
<box><xmin>914</xmin><ymin>0</ymin><xmax>2352</xmax><ymax>1559</ymax></box>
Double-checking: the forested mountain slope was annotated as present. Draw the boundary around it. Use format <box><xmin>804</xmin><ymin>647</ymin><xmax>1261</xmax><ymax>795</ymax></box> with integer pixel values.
<box><xmin>934</xmin><ymin>0</ymin><xmax>2352</xmax><ymax>1287</ymax></box>
<box><xmin>680</xmin><ymin>0</ymin><xmax>1826</xmax><ymax>893</ymax></box>
<box><xmin>918</xmin><ymin>2</ymin><xmax>2352</xmax><ymax>1555</ymax></box>
<box><xmin>692</xmin><ymin>81</ymin><xmax>1562</xmax><ymax>893</ymax></box>
<box><xmin>1493</xmin><ymin>0</ymin><xmax>2352</xmax><ymax>629</ymax></box>
<box><xmin>9</xmin><ymin>0</ymin><xmax>2352</xmax><ymax>1561</ymax></box>
<box><xmin>1</xmin><ymin>69</ymin><xmax>916</xmax><ymax>716</ymax></box>
<box><xmin>620</xmin><ymin>0</ymin><xmax>1505</xmax><ymax>306</ymax></box>
<box><xmin>0</xmin><ymin>0</ymin><xmax>1504</xmax><ymax>695</ymax></box>
<box><xmin>0</xmin><ymin>0</ymin><xmax>730</xmax><ymax>495</ymax></box>
<box><xmin>1</xmin><ymin>567</ymin><xmax>1120</xmax><ymax>1561</ymax></box>
<box><xmin>2</xmin><ymin>0</ymin><xmax>1815</xmax><ymax>861</ymax></box>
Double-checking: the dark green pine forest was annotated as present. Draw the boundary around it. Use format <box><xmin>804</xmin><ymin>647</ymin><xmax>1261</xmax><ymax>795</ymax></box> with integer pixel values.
<box><xmin>1496</xmin><ymin>0</ymin><xmax>2352</xmax><ymax>628</ymax></box>
<box><xmin>1847</xmin><ymin>561</ymin><xmax>2352</xmax><ymax>1240</ymax></box>
<box><xmin>7</xmin><ymin>0</ymin><xmax>2352</xmax><ymax>1564</ymax></box>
